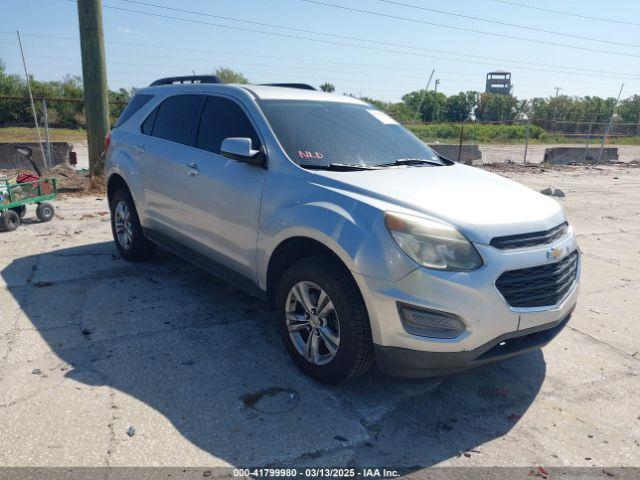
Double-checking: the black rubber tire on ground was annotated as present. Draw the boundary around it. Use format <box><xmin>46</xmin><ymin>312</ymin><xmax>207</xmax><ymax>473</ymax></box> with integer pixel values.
<box><xmin>0</xmin><ymin>210</ymin><xmax>21</xmax><ymax>232</ymax></box>
<box><xmin>109</xmin><ymin>187</ymin><xmax>156</xmax><ymax>262</ymax></box>
<box><xmin>36</xmin><ymin>203</ymin><xmax>55</xmax><ymax>222</ymax></box>
<box><xmin>11</xmin><ymin>205</ymin><xmax>26</xmax><ymax>219</ymax></box>
<box><xmin>275</xmin><ymin>254</ymin><xmax>374</xmax><ymax>384</ymax></box>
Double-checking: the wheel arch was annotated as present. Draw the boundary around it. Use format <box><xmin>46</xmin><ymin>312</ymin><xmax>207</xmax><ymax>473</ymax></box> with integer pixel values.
<box><xmin>266</xmin><ymin>236</ymin><xmax>359</xmax><ymax>309</ymax></box>
<box><xmin>107</xmin><ymin>173</ymin><xmax>130</xmax><ymax>205</ymax></box>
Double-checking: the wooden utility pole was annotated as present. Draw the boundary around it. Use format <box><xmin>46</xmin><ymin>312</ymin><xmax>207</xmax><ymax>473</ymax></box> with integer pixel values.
<box><xmin>77</xmin><ymin>0</ymin><xmax>110</xmax><ymax>175</ymax></box>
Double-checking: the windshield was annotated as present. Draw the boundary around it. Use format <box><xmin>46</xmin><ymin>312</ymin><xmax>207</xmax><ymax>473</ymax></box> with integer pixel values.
<box><xmin>258</xmin><ymin>100</ymin><xmax>444</xmax><ymax>168</ymax></box>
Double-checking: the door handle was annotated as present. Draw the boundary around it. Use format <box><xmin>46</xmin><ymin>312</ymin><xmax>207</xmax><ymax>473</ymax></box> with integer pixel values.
<box><xmin>185</xmin><ymin>162</ymin><xmax>199</xmax><ymax>176</ymax></box>
<box><xmin>135</xmin><ymin>144</ymin><xmax>145</xmax><ymax>154</ymax></box>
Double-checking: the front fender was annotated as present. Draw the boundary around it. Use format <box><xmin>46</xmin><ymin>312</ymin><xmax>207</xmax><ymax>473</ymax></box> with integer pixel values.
<box><xmin>256</xmin><ymin>198</ymin><xmax>415</xmax><ymax>289</ymax></box>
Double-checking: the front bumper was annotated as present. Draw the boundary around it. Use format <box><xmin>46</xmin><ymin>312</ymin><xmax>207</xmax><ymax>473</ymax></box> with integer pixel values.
<box><xmin>352</xmin><ymin>231</ymin><xmax>579</xmax><ymax>377</ymax></box>
<box><xmin>375</xmin><ymin>310</ymin><xmax>572</xmax><ymax>378</ymax></box>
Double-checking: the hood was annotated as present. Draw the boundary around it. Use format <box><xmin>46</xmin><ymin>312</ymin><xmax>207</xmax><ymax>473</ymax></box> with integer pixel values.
<box><xmin>310</xmin><ymin>163</ymin><xmax>565</xmax><ymax>244</ymax></box>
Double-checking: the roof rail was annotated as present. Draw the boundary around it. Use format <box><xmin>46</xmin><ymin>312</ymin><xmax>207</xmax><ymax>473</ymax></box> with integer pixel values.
<box><xmin>260</xmin><ymin>83</ymin><xmax>317</xmax><ymax>91</ymax></box>
<box><xmin>149</xmin><ymin>75</ymin><xmax>221</xmax><ymax>86</ymax></box>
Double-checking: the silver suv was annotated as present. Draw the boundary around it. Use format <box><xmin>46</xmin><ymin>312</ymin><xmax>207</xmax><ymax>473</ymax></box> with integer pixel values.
<box><xmin>105</xmin><ymin>76</ymin><xmax>579</xmax><ymax>384</ymax></box>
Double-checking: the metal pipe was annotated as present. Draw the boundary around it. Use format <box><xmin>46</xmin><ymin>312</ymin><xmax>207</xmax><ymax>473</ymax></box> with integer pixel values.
<box><xmin>17</xmin><ymin>30</ymin><xmax>47</xmax><ymax>173</ymax></box>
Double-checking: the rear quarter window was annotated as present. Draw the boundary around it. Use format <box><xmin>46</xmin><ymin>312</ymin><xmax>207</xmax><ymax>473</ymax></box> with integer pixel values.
<box><xmin>114</xmin><ymin>93</ymin><xmax>154</xmax><ymax>127</ymax></box>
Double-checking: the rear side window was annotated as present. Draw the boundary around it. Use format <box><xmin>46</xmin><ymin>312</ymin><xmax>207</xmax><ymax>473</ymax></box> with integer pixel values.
<box><xmin>196</xmin><ymin>96</ymin><xmax>261</xmax><ymax>154</ymax></box>
<box><xmin>141</xmin><ymin>107</ymin><xmax>157</xmax><ymax>135</ymax></box>
<box><xmin>115</xmin><ymin>93</ymin><xmax>154</xmax><ymax>127</ymax></box>
<box><xmin>151</xmin><ymin>94</ymin><xmax>203</xmax><ymax>145</ymax></box>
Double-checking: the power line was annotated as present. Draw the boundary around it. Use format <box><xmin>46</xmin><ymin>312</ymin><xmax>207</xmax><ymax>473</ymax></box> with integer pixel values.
<box><xmin>8</xmin><ymin>53</ymin><xmax>634</xmax><ymax>89</ymax></box>
<box><xmin>50</xmin><ymin>3</ymin><xmax>640</xmax><ymax>79</ymax></box>
<box><xmin>297</xmin><ymin>0</ymin><xmax>640</xmax><ymax>56</ymax></box>
<box><xmin>7</xmin><ymin>29</ymin><xmax>637</xmax><ymax>80</ymax></box>
<box><xmin>91</xmin><ymin>11</ymin><xmax>640</xmax><ymax>80</ymax></box>
<box><xmin>107</xmin><ymin>0</ymin><xmax>640</xmax><ymax>60</ymax></box>
<box><xmin>3</xmin><ymin>30</ymin><xmax>640</xmax><ymax>83</ymax></box>
<box><xmin>370</xmin><ymin>0</ymin><xmax>639</xmax><ymax>48</ymax></box>
<box><xmin>491</xmin><ymin>0</ymin><xmax>640</xmax><ymax>27</ymax></box>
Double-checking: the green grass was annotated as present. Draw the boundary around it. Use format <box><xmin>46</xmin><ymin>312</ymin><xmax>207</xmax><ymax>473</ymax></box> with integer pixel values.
<box><xmin>0</xmin><ymin>127</ymin><xmax>87</xmax><ymax>143</ymax></box>
<box><xmin>406</xmin><ymin>123</ymin><xmax>640</xmax><ymax>145</ymax></box>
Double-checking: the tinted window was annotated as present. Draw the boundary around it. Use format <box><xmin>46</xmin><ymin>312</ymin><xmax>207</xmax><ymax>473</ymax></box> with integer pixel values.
<box><xmin>141</xmin><ymin>106</ymin><xmax>158</xmax><ymax>135</ymax></box>
<box><xmin>151</xmin><ymin>95</ymin><xmax>203</xmax><ymax>145</ymax></box>
<box><xmin>196</xmin><ymin>96</ymin><xmax>260</xmax><ymax>154</ymax></box>
<box><xmin>258</xmin><ymin>100</ymin><xmax>442</xmax><ymax>167</ymax></box>
<box><xmin>115</xmin><ymin>93</ymin><xmax>154</xmax><ymax>127</ymax></box>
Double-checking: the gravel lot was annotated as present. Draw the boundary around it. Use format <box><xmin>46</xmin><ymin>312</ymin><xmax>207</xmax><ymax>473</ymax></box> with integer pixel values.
<box><xmin>478</xmin><ymin>144</ymin><xmax>640</xmax><ymax>164</ymax></box>
<box><xmin>0</xmin><ymin>165</ymin><xmax>638</xmax><ymax>471</ymax></box>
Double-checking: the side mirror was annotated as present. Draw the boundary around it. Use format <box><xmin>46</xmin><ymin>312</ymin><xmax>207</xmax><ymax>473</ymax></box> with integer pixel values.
<box><xmin>221</xmin><ymin>137</ymin><xmax>265</xmax><ymax>167</ymax></box>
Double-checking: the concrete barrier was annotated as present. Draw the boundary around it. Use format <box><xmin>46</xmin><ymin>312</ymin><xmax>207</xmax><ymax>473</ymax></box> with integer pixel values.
<box><xmin>428</xmin><ymin>143</ymin><xmax>481</xmax><ymax>165</ymax></box>
<box><xmin>0</xmin><ymin>142</ymin><xmax>73</xmax><ymax>171</ymax></box>
<box><xmin>543</xmin><ymin>146</ymin><xmax>618</xmax><ymax>165</ymax></box>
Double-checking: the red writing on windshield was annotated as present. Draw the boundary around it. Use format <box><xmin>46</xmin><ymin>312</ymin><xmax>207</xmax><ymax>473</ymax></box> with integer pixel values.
<box><xmin>298</xmin><ymin>150</ymin><xmax>324</xmax><ymax>159</ymax></box>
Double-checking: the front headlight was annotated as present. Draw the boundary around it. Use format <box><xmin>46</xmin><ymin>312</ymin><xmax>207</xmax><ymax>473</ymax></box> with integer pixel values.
<box><xmin>385</xmin><ymin>212</ymin><xmax>483</xmax><ymax>271</ymax></box>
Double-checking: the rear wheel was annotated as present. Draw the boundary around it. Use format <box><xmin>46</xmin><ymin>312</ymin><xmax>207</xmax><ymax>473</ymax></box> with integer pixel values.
<box><xmin>0</xmin><ymin>210</ymin><xmax>20</xmax><ymax>231</ymax></box>
<box><xmin>109</xmin><ymin>188</ymin><xmax>156</xmax><ymax>261</ymax></box>
<box><xmin>36</xmin><ymin>203</ymin><xmax>55</xmax><ymax>222</ymax></box>
<box><xmin>276</xmin><ymin>255</ymin><xmax>373</xmax><ymax>384</ymax></box>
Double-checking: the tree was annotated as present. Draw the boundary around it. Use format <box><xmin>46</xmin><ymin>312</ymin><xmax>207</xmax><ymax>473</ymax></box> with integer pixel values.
<box><xmin>618</xmin><ymin>95</ymin><xmax>640</xmax><ymax>125</ymax></box>
<box><xmin>360</xmin><ymin>97</ymin><xmax>413</xmax><ymax>122</ymax></box>
<box><xmin>444</xmin><ymin>91</ymin><xmax>477</xmax><ymax>122</ymax></box>
<box><xmin>0</xmin><ymin>59</ymin><xmax>23</xmax><ymax>95</ymax></box>
<box><xmin>214</xmin><ymin>67</ymin><xmax>248</xmax><ymax>84</ymax></box>
<box><xmin>319</xmin><ymin>82</ymin><xmax>335</xmax><ymax>93</ymax></box>
<box><xmin>475</xmin><ymin>93</ymin><xmax>522</xmax><ymax>122</ymax></box>
<box><xmin>401</xmin><ymin>90</ymin><xmax>447</xmax><ymax>122</ymax></box>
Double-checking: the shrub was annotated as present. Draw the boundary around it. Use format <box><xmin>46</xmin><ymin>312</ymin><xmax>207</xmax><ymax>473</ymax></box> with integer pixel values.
<box><xmin>406</xmin><ymin>123</ymin><xmax>547</xmax><ymax>143</ymax></box>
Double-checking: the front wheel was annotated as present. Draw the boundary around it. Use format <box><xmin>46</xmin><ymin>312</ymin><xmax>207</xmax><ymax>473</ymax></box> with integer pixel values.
<box><xmin>0</xmin><ymin>210</ymin><xmax>21</xmax><ymax>231</ymax></box>
<box><xmin>276</xmin><ymin>255</ymin><xmax>373</xmax><ymax>384</ymax></box>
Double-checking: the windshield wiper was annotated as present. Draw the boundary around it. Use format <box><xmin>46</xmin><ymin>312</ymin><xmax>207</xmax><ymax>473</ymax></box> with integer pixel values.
<box><xmin>376</xmin><ymin>158</ymin><xmax>444</xmax><ymax>167</ymax></box>
<box><xmin>300</xmin><ymin>163</ymin><xmax>380</xmax><ymax>171</ymax></box>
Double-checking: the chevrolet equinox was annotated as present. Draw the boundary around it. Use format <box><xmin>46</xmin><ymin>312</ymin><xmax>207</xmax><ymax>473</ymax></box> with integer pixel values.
<box><xmin>105</xmin><ymin>76</ymin><xmax>580</xmax><ymax>384</ymax></box>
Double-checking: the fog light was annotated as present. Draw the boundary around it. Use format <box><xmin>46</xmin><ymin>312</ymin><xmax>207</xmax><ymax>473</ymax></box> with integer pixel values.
<box><xmin>398</xmin><ymin>303</ymin><xmax>466</xmax><ymax>339</ymax></box>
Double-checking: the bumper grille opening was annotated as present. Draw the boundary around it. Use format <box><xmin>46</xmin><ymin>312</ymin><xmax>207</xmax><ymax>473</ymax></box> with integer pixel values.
<box><xmin>490</xmin><ymin>222</ymin><xmax>568</xmax><ymax>250</ymax></box>
<box><xmin>495</xmin><ymin>251</ymin><xmax>578</xmax><ymax>308</ymax></box>
<box><xmin>475</xmin><ymin>314</ymin><xmax>571</xmax><ymax>362</ymax></box>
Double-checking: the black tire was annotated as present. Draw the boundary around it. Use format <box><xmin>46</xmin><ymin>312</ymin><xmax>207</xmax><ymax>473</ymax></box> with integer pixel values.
<box><xmin>276</xmin><ymin>255</ymin><xmax>374</xmax><ymax>384</ymax></box>
<box><xmin>1</xmin><ymin>210</ymin><xmax>21</xmax><ymax>232</ymax></box>
<box><xmin>36</xmin><ymin>203</ymin><xmax>55</xmax><ymax>222</ymax></box>
<box><xmin>11</xmin><ymin>205</ymin><xmax>26</xmax><ymax>219</ymax></box>
<box><xmin>109</xmin><ymin>187</ymin><xmax>156</xmax><ymax>262</ymax></box>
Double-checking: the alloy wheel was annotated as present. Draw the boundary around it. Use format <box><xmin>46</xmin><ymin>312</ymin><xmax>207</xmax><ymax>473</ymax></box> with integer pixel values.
<box><xmin>114</xmin><ymin>200</ymin><xmax>133</xmax><ymax>250</ymax></box>
<box><xmin>285</xmin><ymin>281</ymin><xmax>340</xmax><ymax>365</ymax></box>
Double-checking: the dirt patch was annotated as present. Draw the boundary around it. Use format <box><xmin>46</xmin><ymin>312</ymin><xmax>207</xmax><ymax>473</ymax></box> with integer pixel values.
<box><xmin>480</xmin><ymin>161</ymin><xmax>640</xmax><ymax>175</ymax></box>
<box><xmin>0</xmin><ymin>164</ymin><xmax>105</xmax><ymax>197</ymax></box>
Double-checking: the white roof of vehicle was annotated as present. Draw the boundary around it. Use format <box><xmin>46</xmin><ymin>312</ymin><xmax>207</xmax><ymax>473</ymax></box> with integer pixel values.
<box><xmin>240</xmin><ymin>85</ymin><xmax>367</xmax><ymax>104</ymax></box>
<box><xmin>141</xmin><ymin>82</ymin><xmax>367</xmax><ymax>104</ymax></box>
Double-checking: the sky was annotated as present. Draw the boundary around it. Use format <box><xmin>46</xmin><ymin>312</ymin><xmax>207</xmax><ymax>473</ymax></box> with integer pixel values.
<box><xmin>1</xmin><ymin>0</ymin><xmax>639</xmax><ymax>102</ymax></box>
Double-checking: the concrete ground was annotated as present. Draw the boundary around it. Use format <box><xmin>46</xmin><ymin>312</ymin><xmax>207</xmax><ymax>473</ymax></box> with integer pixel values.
<box><xmin>0</xmin><ymin>165</ymin><xmax>638</xmax><ymax>470</ymax></box>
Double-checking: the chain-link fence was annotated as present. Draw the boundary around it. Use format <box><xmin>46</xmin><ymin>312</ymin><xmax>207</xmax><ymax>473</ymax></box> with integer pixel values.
<box><xmin>404</xmin><ymin>118</ymin><xmax>640</xmax><ymax>165</ymax></box>
<box><xmin>2</xmin><ymin>95</ymin><xmax>639</xmax><ymax>170</ymax></box>
<box><xmin>0</xmin><ymin>95</ymin><xmax>127</xmax><ymax>171</ymax></box>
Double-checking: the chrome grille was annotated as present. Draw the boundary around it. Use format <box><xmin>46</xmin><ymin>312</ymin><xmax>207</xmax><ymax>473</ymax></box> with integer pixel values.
<box><xmin>496</xmin><ymin>251</ymin><xmax>578</xmax><ymax>308</ymax></box>
<box><xmin>490</xmin><ymin>222</ymin><xmax>568</xmax><ymax>250</ymax></box>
